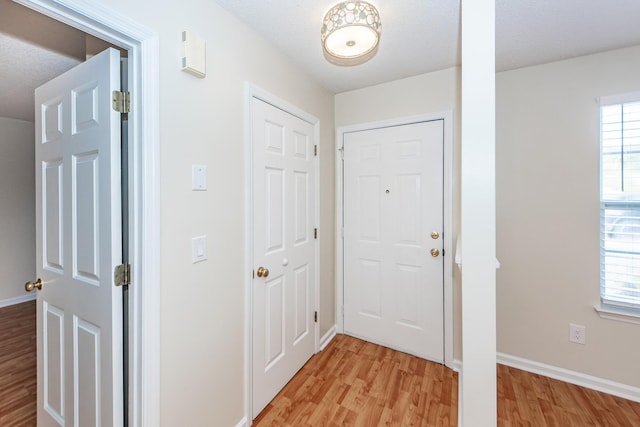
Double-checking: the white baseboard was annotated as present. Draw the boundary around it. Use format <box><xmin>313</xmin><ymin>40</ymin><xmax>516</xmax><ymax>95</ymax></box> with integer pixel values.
<box><xmin>497</xmin><ymin>352</ymin><xmax>640</xmax><ymax>403</ymax></box>
<box><xmin>449</xmin><ymin>358</ymin><xmax>462</xmax><ymax>373</ymax></box>
<box><xmin>319</xmin><ymin>325</ymin><xmax>336</xmax><ymax>351</ymax></box>
<box><xmin>234</xmin><ymin>416</ymin><xmax>248</xmax><ymax>427</ymax></box>
<box><xmin>0</xmin><ymin>293</ymin><xmax>36</xmax><ymax>309</ymax></box>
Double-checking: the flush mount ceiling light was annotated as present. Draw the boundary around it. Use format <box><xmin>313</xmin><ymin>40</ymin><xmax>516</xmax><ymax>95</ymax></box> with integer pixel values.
<box><xmin>321</xmin><ymin>1</ymin><xmax>382</xmax><ymax>66</ymax></box>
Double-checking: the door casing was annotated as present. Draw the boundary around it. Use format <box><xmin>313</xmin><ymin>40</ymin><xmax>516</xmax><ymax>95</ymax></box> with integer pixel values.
<box><xmin>14</xmin><ymin>0</ymin><xmax>161</xmax><ymax>425</ymax></box>
<box><xmin>244</xmin><ymin>84</ymin><xmax>321</xmax><ymax>421</ymax></box>
<box><xmin>336</xmin><ymin>112</ymin><xmax>455</xmax><ymax>369</ymax></box>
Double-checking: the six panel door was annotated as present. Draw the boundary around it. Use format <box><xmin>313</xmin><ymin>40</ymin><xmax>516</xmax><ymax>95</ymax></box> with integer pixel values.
<box><xmin>252</xmin><ymin>98</ymin><xmax>316</xmax><ymax>418</ymax></box>
<box><xmin>343</xmin><ymin>120</ymin><xmax>445</xmax><ymax>362</ymax></box>
<box><xmin>35</xmin><ymin>48</ymin><xmax>123</xmax><ymax>427</ymax></box>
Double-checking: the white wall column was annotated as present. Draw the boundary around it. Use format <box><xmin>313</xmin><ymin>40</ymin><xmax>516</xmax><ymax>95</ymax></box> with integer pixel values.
<box><xmin>460</xmin><ymin>0</ymin><xmax>496</xmax><ymax>425</ymax></box>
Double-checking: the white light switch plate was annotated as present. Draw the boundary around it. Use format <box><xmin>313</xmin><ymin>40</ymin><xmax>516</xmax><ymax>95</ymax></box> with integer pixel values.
<box><xmin>192</xmin><ymin>165</ymin><xmax>207</xmax><ymax>190</ymax></box>
<box><xmin>192</xmin><ymin>235</ymin><xmax>207</xmax><ymax>263</ymax></box>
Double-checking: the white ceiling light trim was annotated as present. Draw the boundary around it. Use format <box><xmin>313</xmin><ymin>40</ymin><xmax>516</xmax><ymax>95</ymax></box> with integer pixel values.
<box><xmin>321</xmin><ymin>1</ymin><xmax>381</xmax><ymax>66</ymax></box>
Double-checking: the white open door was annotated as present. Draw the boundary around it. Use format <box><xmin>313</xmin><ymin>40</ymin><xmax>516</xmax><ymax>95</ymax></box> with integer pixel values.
<box><xmin>33</xmin><ymin>48</ymin><xmax>123</xmax><ymax>427</ymax></box>
<box><xmin>251</xmin><ymin>97</ymin><xmax>316</xmax><ymax>419</ymax></box>
<box><xmin>343</xmin><ymin>120</ymin><xmax>444</xmax><ymax>362</ymax></box>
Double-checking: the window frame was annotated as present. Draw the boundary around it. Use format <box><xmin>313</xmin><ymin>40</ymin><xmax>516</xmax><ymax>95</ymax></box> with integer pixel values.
<box><xmin>597</xmin><ymin>91</ymin><xmax>640</xmax><ymax>322</ymax></box>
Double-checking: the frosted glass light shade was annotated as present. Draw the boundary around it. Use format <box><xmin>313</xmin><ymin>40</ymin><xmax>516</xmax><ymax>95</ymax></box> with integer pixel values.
<box><xmin>321</xmin><ymin>1</ymin><xmax>381</xmax><ymax>66</ymax></box>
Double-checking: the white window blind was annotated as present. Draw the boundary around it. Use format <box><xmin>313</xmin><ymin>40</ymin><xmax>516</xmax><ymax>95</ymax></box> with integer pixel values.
<box><xmin>600</xmin><ymin>95</ymin><xmax>640</xmax><ymax>310</ymax></box>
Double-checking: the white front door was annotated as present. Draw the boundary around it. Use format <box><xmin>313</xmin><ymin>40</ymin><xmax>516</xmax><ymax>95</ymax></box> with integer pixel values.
<box><xmin>251</xmin><ymin>97</ymin><xmax>316</xmax><ymax>418</ymax></box>
<box><xmin>343</xmin><ymin>120</ymin><xmax>444</xmax><ymax>362</ymax></box>
<box><xmin>34</xmin><ymin>48</ymin><xmax>123</xmax><ymax>426</ymax></box>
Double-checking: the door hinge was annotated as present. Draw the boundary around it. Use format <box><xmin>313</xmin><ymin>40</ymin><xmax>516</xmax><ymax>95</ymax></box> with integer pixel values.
<box><xmin>314</xmin><ymin>145</ymin><xmax>318</xmax><ymax>156</ymax></box>
<box><xmin>114</xmin><ymin>263</ymin><xmax>131</xmax><ymax>287</ymax></box>
<box><xmin>112</xmin><ymin>91</ymin><xmax>131</xmax><ymax>113</ymax></box>
<box><xmin>314</xmin><ymin>311</ymin><xmax>318</xmax><ymax>323</ymax></box>
<box><xmin>339</xmin><ymin>146</ymin><xmax>344</xmax><ymax>160</ymax></box>
<box><xmin>314</xmin><ymin>228</ymin><xmax>318</xmax><ymax>239</ymax></box>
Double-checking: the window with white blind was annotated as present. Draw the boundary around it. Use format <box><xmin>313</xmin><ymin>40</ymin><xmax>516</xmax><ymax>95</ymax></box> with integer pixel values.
<box><xmin>600</xmin><ymin>93</ymin><xmax>640</xmax><ymax>313</ymax></box>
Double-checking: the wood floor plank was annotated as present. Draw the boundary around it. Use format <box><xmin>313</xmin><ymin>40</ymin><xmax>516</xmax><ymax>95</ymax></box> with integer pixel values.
<box><xmin>2</xmin><ymin>302</ymin><xmax>639</xmax><ymax>426</ymax></box>
<box><xmin>0</xmin><ymin>300</ymin><xmax>36</xmax><ymax>427</ymax></box>
<box><xmin>255</xmin><ymin>334</ymin><xmax>459</xmax><ymax>426</ymax></box>
<box><xmin>255</xmin><ymin>334</ymin><xmax>640</xmax><ymax>426</ymax></box>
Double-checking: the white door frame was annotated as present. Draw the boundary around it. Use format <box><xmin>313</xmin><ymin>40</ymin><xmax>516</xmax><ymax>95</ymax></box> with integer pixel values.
<box><xmin>336</xmin><ymin>112</ymin><xmax>455</xmax><ymax>368</ymax></box>
<box><xmin>14</xmin><ymin>0</ymin><xmax>161</xmax><ymax>425</ymax></box>
<box><xmin>244</xmin><ymin>84</ymin><xmax>320</xmax><ymax>421</ymax></box>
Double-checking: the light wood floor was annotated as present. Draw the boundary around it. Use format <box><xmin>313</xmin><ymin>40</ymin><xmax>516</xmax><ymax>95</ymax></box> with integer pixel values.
<box><xmin>2</xmin><ymin>303</ymin><xmax>639</xmax><ymax>426</ymax></box>
<box><xmin>255</xmin><ymin>334</ymin><xmax>457</xmax><ymax>426</ymax></box>
<box><xmin>0</xmin><ymin>300</ymin><xmax>36</xmax><ymax>427</ymax></box>
<box><xmin>255</xmin><ymin>334</ymin><xmax>640</xmax><ymax>426</ymax></box>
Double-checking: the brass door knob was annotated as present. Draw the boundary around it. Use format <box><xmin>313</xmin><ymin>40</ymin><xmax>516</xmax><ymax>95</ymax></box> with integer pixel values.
<box><xmin>25</xmin><ymin>278</ymin><xmax>43</xmax><ymax>292</ymax></box>
<box><xmin>431</xmin><ymin>231</ymin><xmax>440</xmax><ymax>239</ymax></box>
<box><xmin>256</xmin><ymin>267</ymin><xmax>269</xmax><ymax>278</ymax></box>
<box><xmin>430</xmin><ymin>248</ymin><xmax>440</xmax><ymax>258</ymax></box>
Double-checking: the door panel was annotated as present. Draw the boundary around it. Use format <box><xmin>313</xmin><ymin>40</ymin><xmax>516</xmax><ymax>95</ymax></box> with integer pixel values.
<box><xmin>293</xmin><ymin>171</ymin><xmax>308</xmax><ymax>244</ymax></box>
<box><xmin>252</xmin><ymin>98</ymin><xmax>316</xmax><ymax>419</ymax></box>
<box><xmin>43</xmin><ymin>302</ymin><xmax>64</xmax><ymax>424</ymax></box>
<box><xmin>293</xmin><ymin>265</ymin><xmax>309</xmax><ymax>344</ymax></box>
<box><xmin>44</xmin><ymin>161</ymin><xmax>64</xmax><ymax>272</ymax></box>
<box><xmin>265</xmin><ymin>275</ymin><xmax>285</xmax><ymax>368</ymax></box>
<box><xmin>73</xmin><ymin>152</ymin><xmax>100</xmax><ymax>283</ymax></box>
<box><xmin>73</xmin><ymin>317</ymin><xmax>100</xmax><ymax>426</ymax></box>
<box><xmin>35</xmin><ymin>48</ymin><xmax>123</xmax><ymax>427</ymax></box>
<box><xmin>265</xmin><ymin>168</ymin><xmax>285</xmax><ymax>252</ymax></box>
<box><xmin>344</xmin><ymin>120</ymin><xmax>444</xmax><ymax>362</ymax></box>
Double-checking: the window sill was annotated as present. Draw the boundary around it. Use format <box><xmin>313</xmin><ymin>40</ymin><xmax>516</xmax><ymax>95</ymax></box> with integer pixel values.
<box><xmin>594</xmin><ymin>305</ymin><xmax>640</xmax><ymax>325</ymax></box>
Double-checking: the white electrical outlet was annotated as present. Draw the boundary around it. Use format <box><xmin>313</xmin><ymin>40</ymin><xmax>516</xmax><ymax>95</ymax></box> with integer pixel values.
<box><xmin>569</xmin><ymin>323</ymin><xmax>586</xmax><ymax>345</ymax></box>
<box><xmin>192</xmin><ymin>165</ymin><xmax>207</xmax><ymax>191</ymax></box>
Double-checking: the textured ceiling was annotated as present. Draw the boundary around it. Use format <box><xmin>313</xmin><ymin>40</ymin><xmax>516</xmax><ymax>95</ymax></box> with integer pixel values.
<box><xmin>0</xmin><ymin>0</ymin><xmax>121</xmax><ymax>123</ymax></box>
<box><xmin>0</xmin><ymin>0</ymin><xmax>86</xmax><ymax>122</ymax></box>
<box><xmin>215</xmin><ymin>0</ymin><xmax>640</xmax><ymax>93</ymax></box>
<box><xmin>496</xmin><ymin>0</ymin><xmax>640</xmax><ymax>72</ymax></box>
<box><xmin>0</xmin><ymin>33</ymin><xmax>81</xmax><ymax>122</ymax></box>
<box><xmin>2</xmin><ymin>0</ymin><xmax>640</xmax><ymax>123</ymax></box>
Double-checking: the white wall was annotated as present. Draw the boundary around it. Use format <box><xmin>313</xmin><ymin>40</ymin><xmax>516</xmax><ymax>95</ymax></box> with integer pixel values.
<box><xmin>335</xmin><ymin>67</ymin><xmax>460</xmax><ymax>128</ymax></box>
<box><xmin>335</xmin><ymin>67</ymin><xmax>463</xmax><ymax>359</ymax></box>
<box><xmin>91</xmin><ymin>1</ymin><xmax>335</xmax><ymax>425</ymax></box>
<box><xmin>0</xmin><ymin>117</ymin><xmax>35</xmax><ymax>302</ymax></box>
<box><xmin>497</xmin><ymin>44</ymin><xmax>640</xmax><ymax>388</ymax></box>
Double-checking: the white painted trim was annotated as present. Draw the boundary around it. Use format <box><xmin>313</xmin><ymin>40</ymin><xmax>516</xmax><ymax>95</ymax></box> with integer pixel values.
<box><xmin>250</xmin><ymin>86</ymin><xmax>319</xmax><ymax>126</ymax></box>
<box><xmin>242</xmin><ymin>83</ymin><xmax>253</xmax><ymax>426</ymax></box>
<box><xmin>319</xmin><ymin>325</ymin><xmax>337</xmax><ymax>351</ymax></box>
<box><xmin>0</xmin><ymin>293</ymin><xmax>36</xmax><ymax>308</ymax></box>
<box><xmin>460</xmin><ymin>1</ymin><xmax>496</xmax><ymax>424</ymax></box>
<box><xmin>234</xmin><ymin>416</ymin><xmax>249</xmax><ymax>427</ymax></box>
<box><xmin>314</xmin><ymin>116</ymin><xmax>320</xmax><ymax>355</ymax></box>
<box><xmin>335</xmin><ymin>111</ymin><xmax>455</xmax><ymax>368</ymax></box>
<box><xmin>457</xmin><ymin>361</ymin><xmax>463</xmax><ymax>426</ymax></box>
<box><xmin>442</xmin><ymin>112</ymin><xmax>454</xmax><ymax>369</ymax></box>
<box><xmin>594</xmin><ymin>304</ymin><xmax>640</xmax><ymax>325</ymax></box>
<box><xmin>497</xmin><ymin>353</ymin><xmax>640</xmax><ymax>403</ymax></box>
<box><xmin>599</xmin><ymin>91</ymin><xmax>640</xmax><ymax>106</ymax></box>
<box><xmin>335</xmin><ymin>127</ymin><xmax>344</xmax><ymax>334</ymax></box>
<box><xmin>12</xmin><ymin>1</ymin><xmax>161</xmax><ymax>426</ymax></box>
<box><xmin>451</xmin><ymin>356</ymin><xmax>463</xmax><ymax>426</ymax></box>
<box><xmin>244</xmin><ymin>83</ymin><xmax>321</xmax><ymax>423</ymax></box>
